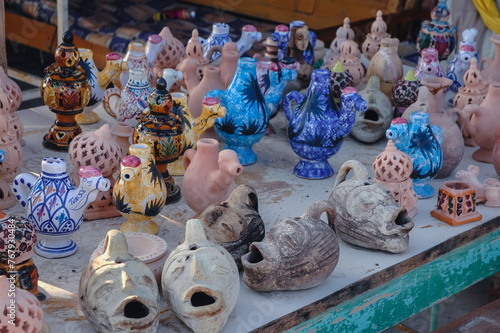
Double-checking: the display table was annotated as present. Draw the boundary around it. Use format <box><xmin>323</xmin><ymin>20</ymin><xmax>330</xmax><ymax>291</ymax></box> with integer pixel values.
<box><xmin>3</xmin><ymin>103</ymin><xmax>500</xmax><ymax>333</ymax></box>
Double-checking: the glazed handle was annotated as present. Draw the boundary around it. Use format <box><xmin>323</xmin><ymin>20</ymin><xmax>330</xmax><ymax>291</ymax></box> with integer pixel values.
<box><xmin>12</xmin><ymin>173</ymin><xmax>38</xmax><ymax>207</ymax></box>
<box><xmin>478</xmin><ymin>56</ymin><xmax>491</xmax><ymax>71</ymax></box>
<box><xmin>283</xmin><ymin>91</ymin><xmax>304</xmax><ymax>121</ymax></box>
<box><xmin>302</xmin><ymin>200</ymin><xmax>337</xmax><ymax>234</ymax></box>
<box><xmin>334</xmin><ymin>160</ymin><xmax>370</xmax><ymax>189</ymax></box>
<box><xmin>228</xmin><ymin>184</ymin><xmax>259</xmax><ymax>211</ymax></box>
<box><xmin>102</xmin><ymin>87</ymin><xmax>123</xmax><ymax>119</ymax></box>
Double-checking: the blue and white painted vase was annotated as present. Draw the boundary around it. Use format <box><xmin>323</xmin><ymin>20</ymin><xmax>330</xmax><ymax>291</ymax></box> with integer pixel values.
<box><xmin>201</xmin><ymin>23</ymin><xmax>231</xmax><ymax>62</ymax></box>
<box><xmin>446</xmin><ymin>28</ymin><xmax>479</xmax><ymax>96</ymax></box>
<box><xmin>12</xmin><ymin>158</ymin><xmax>110</xmax><ymax>258</ymax></box>
<box><xmin>284</xmin><ymin>69</ymin><xmax>367</xmax><ymax>179</ymax></box>
<box><xmin>386</xmin><ymin>113</ymin><xmax>443</xmax><ymax>198</ymax></box>
<box><xmin>272</xmin><ymin>24</ymin><xmax>289</xmax><ymax>61</ymax></box>
<box><xmin>207</xmin><ymin>57</ymin><xmax>296</xmax><ymax>165</ymax></box>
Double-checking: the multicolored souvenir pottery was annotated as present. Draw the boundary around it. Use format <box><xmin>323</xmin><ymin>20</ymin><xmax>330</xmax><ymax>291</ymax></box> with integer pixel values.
<box><xmin>207</xmin><ymin>57</ymin><xmax>295</xmax><ymax>165</ymax></box>
<box><xmin>40</xmin><ymin>31</ymin><xmax>91</xmax><ymax>151</ymax></box>
<box><xmin>117</xmin><ymin>41</ymin><xmax>155</xmax><ymax>89</ymax></box>
<box><xmin>134</xmin><ymin>78</ymin><xmax>183</xmax><ymax>203</ymax></box>
<box><xmin>330</xmin><ymin>61</ymin><xmax>354</xmax><ymax>101</ymax></box>
<box><xmin>284</xmin><ymin>71</ymin><xmax>367</xmax><ymax>179</ymax></box>
<box><xmin>113</xmin><ymin>144</ymin><xmax>167</xmax><ymax>235</ymax></box>
<box><xmin>446</xmin><ymin>28</ymin><xmax>479</xmax><ymax>95</ymax></box>
<box><xmin>200</xmin><ymin>23</ymin><xmax>232</xmax><ymax>62</ymax></box>
<box><xmin>414</xmin><ymin>48</ymin><xmax>445</xmax><ymax>81</ymax></box>
<box><xmin>392</xmin><ymin>70</ymin><xmax>420</xmax><ymax>117</ymax></box>
<box><xmin>329</xmin><ymin>160</ymin><xmax>414</xmax><ymax>253</ymax></box>
<box><xmin>13</xmin><ymin>159</ymin><xmax>110</xmax><ymax>258</ymax></box>
<box><xmin>272</xmin><ymin>24</ymin><xmax>289</xmax><ymax>61</ymax></box>
<box><xmin>387</xmin><ymin>114</ymin><xmax>443</xmax><ymax>198</ymax></box>
<box><xmin>431</xmin><ymin>181</ymin><xmax>481</xmax><ymax>226</ymax></box>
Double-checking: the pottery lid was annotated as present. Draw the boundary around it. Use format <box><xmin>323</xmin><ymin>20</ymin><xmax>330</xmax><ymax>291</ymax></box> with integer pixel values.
<box><xmin>146</xmin><ymin>78</ymin><xmax>174</xmax><ymax>114</ymax></box>
<box><xmin>212</xmin><ymin>22</ymin><xmax>229</xmax><ymax>35</ymax></box>
<box><xmin>371</xmin><ymin>10</ymin><xmax>388</xmax><ymax>36</ymax></box>
<box><xmin>97</xmin><ymin>232</ymin><xmax>167</xmax><ymax>264</ymax></box>
<box><xmin>54</xmin><ymin>31</ymin><xmax>80</xmax><ymax>68</ymax></box>
<box><xmin>431</xmin><ymin>0</ymin><xmax>451</xmax><ymax>24</ymax></box>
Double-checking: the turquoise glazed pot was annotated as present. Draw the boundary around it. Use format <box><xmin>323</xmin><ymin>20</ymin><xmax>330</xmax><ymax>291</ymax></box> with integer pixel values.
<box><xmin>386</xmin><ymin>113</ymin><xmax>443</xmax><ymax>198</ymax></box>
<box><xmin>284</xmin><ymin>69</ymin><xmax>367</xmax><ymax>179</ymax></box>
<box><xmin>208</xmin><ymin>57</ymin><xmax>296</xmax><ymax>165</ymax></box>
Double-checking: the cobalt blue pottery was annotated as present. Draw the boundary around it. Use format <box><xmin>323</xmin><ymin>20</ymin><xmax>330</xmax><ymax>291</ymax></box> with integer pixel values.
<box><xmin>284</xmin><ymin>69</ymin><xmax>367</xmax><ymax>179</ymax></box>
<box><xmin>208</xmin><ymin>57</ymin><xmax>296</xmax><ymax>165</ymax></box>
<box><xmin>386</xmin><ymin>113</ymin><xmax>443</xmax><ymax>198</ymax></box>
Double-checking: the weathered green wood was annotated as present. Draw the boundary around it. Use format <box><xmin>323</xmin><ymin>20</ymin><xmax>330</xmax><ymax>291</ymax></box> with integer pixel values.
<box><xmin>284</xmin><ymin>227</ymin><xmax>500</xmax><ymax>333</ymax></box>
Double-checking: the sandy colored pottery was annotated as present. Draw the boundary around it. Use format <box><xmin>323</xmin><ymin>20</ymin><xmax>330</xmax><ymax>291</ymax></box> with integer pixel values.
<box><xmin>330</xmin><ymin>61</ymin><xmax>354</xmax><ymax>100</ymax></box>
<box><xmin>80</xmin><ymin>229</ymin><xmax>160</xmax><ymax>333</ymax></box>
<box><xmin>40</xmin><ymin>31</ymin><xmax>91</xmax><ymax>151</ymax></box>
<box><xmin>329</xmin><ymin>159</ymin><xmax>414</xmax><ymax>253</ymax></box>
<box><xmin>182</xmin><ymin>138</ymin><xmax>243</xmax><ymax>214</ymax></box>
<box><xmin>0</xmin><ymin>114</ymin><xmax>21</xmax><ymax>210</ymax></box>
<box><xmin>414</xmin><ymin>48</ymin><xmax>445</xmax><ymax>81</ymax></box>
<box><xmin>197</xmin><ymin>184</ymin><xmax>265</xmax><ymax>269</ymax></box>
<box><xmin>113</xmin><ymin>144</ymin><xmax>167</xmax><ymax>235</ymax></box>
<box><xmin>161</xmin><ymin>219</ymin><xmax>239</xmax><ymax>333</ymax></box>
<box><xmin>321</xmin><ymin>17</ymin><xmax>355</xmax><ymax>70</ymax></box>
<box><xmin>479</xmin><ymin>34</ymin><xmax>500</xmax><ymax>85</ymax></box>
<box><xmin>286</xmin><ymin>24</ymin><xmax>313</xmax><ymax>89</ymax></box>
<box><xmin>446</xmin><ymin>28</ymin><xmax>479</xmax><ymax>95</ymax></box>
<box><xmin>102</xmin><ymin>67</ymin><xmax>153</xmax><ymax>125</ymax></box>
<box><xmin>167</xmin><ymin>95</ymin><xmax>226</xmax><ymax>176</ymax></box>
<box><xmin>362</xmin><ymin>11</ymin><xmax>391</xmax><ymax>61</ymax></box>
<box><xmin>461</xmin><ymin>83</ymin><xmax>500</xmax><ymax>163</ymax></box>
<box><xmin>352</xmin><ymin>75</ymin><xmax>393</xmax><ymax>143</ymax></box>
<box><xmin>455</xmin><ymin>165</ymin><xmax>487</xmax><ymax>203</ymax></box>
<box><xmin>69</xmin><ymin>124</ymin><xmax>122</xmax><ymax>220</ymax></box>
<box><xmin>416</xmin><ymin>0</ymin><xmax>456</xmax><ymax>61</ymax></box>
<box><xmin>186</xmin><ymin>66</ymin><xmax>225</xmax><ymax>120</ymax></box>
<box><xmin>111</xmin><ymin>122</ymin><xmax>134</xmax><ymax>157</ymax></box>
<box><xmin>0</xmin><ymin>211</ymin><xmax>45</xmax><ymax>300</ymax></box>
<box><xmin>242</xmin><ymin>200</ymin><xmax>339</xmax><ymax>291</ymax></box>
<box><xmin>366</xmin><ymin>38</ymin><xmax>403</xmax><ymax>98</ymax></box>
<box><xmin>90</xmin><ymin>232</ymin><xmax>167</xmax><ymax>283</ymax></box>
<box><xmin>77</xmin><ymin>49</ymin><xmax>125</xmax><ymax>124</ymax></box>
<box><xmin>0</xmin><ymin>66</ymin><xmax>23</xmax><ymax>146</ymax></box>
<box><xmin>154</xmin><ymin>26</ymin><xmax>186</xmax><ymax>77</ymax></box>
<box><xmin>421</xmin><ymin>76</ymin><xmax>464</xmax><ymax>178</ymax></box>
<box><xmin>0</xmin><ymin>276</ymin><xmax>48</xmax><ymax>332</ymax></box>
<box><xmin>373</xmin><ymin>140</ymin><xmax>418</xmax><ymax>218</ymax></box>
<box><xmin>453</xmin><ymin>58</ymin><xmax>487</xmax><ymax>111</ymax></box>
<box><xmin>339</xmin><ymin>40</ymin><xmax>366</xmax><ymax>87</ymax></box>
<box><xmin>134</xmin><ymin>78</ymin><xmax>183</xmax><ymax>203</ymax></box>
<box><xmin>392</xmin><ymin>70</ymin><xmax>420</xmax><ymax>117</ymax></box>
<box><xmin>431</xmin><ymin>181</ymin><xmax>481</xmax><ymax>226</ymax></box>
<box><xmin>118</xmin><ymin>42</ymin><xmax>155</xmax><ymax>90</ymax></box>
<box><xmin>484</xmin><ymin>178</ymin><xmax>500</xmax><ymax>207</ymax></box>
<box><xmin>14</xmin><ymin>160</ymin><xmax>110</xmax><ymax>258</ymax></box>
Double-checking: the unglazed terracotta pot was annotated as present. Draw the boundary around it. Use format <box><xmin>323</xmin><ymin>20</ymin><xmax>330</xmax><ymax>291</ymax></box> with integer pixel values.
<box><xmin>479</xmin><ymin>34</ymin><xmax>500</xmax><ymax>85</ymax></box>
<box><xmin>421</xmin><ymin>76</ymin><xmax>464</xmax><ymax>178</ymax></box>
<box><xmin>0</xmin><ymin>211</ymin><xmax>45</xmax><ymax>300</ymax></box>
<box><xmin>242</xmin><ymin>200</ymin><xmax>339</xmax><ymax>291</ymax></box>
<box><xmin>118</xmin><ymin>42</ymin><xmax>155</xmax><ymax>90</ymax></box>
<box><xmin>111</xmin><ymin>122</ymin><xmax>134</xmax><ymax>157</ymax></box>
<box><xmin>455</xmin><ymin>165</ymin><xmax>487</xmax><ymax>203</ymax></box>
<box><xmin>431</xmin><ymin>181</ymin><xmax>481</xmax><ymax>226</ymax></box>
<box><xmin>339</xmin><ymin>40</ymin><xmax>365</xmax><ymax>87</ymax></box>
<box><xmin>461</xmin><ymin>84</ymin><xmax>500</xmax><ymax>163</ymax></box>
<box><xmin>161</xmin><ymin>219</ymin><xmax>239</xmax><ymax>333</ymax></box>
<box><xmin>366</xmin><ymin>38</ymin><xmax>403</xmax><ymax>98</ymax></box>
<box><xmin>185</xmin><ymin>66</ymin><xmax>225</xmax><ymax>120</ymax></box>
<box><xmin>321</xmin><ymin>17</ymin><xmax>355</xmax><ymax>70</ymax></box>
<box><xmin>113</xmin><ymin>144</ymin><xmax>167</xmax><ymax>235</ymax></box>
<box><xmin>362</xmin><ymin>11</ymin><xmax>391</xmax><ymax>61</ymax></box>
<box><xmin>352</xmin><ymin>75</ymin><xmax>393</xmax><ymax>143</ymax></box>
<box><xmin>40</xmin><ymin>32</ymin><xmax>91</xmax><ymax>151</ymax></box>
<box><xmin>153</xmin><ymin>26</ymin><xmax>186</xmax><ymax>76</ymax></box>
<box><xmin>197</xmin><ymin>184</ymin><xmax>265</xmax><ymax>269</ymax></box>
<box><xmin>80</xmin><ymin>229</ymin><xmax>160</xmax><ymax>333</ymax></box>
<box><xmin>373</xmin><ymin>140</ymin><xmax>418</xmax><ymax>218</ymax></box>
<box><xmin>453</xmin><ymin>58</ymin><xmax>487</xmax><ymax>113</ymax></box>
<box><xmin>329</xmin><ymin>160</ymin><xmax>414</xmax><ymax>253</ymax></box>
<box><xmin>484</xmin><ymin>178</ymin><xmax>500</xmax><ymax>207</ymax></box>
<box><xmin>0</xmin><ymin>66</ymin><xmax>23</xmax><ymax>147</ymax></box>
<box><xmin>182</xmin><ymin>138</ymin><xmax>243</xmax><ymax>214</ymax></box>
<box><xmin>69</xmin><ymin>124</ymin><xmax>122</xmax><ymax>220</ymax></box>
<box><xmin>0</xmin><ymin>276</ymin><xmax>48</xmax><ymax>332</ymax></box>
<box><xmin>0</xmin><ymin>114</ymin><xmax>21</xmax><ymax>210</ymax></box>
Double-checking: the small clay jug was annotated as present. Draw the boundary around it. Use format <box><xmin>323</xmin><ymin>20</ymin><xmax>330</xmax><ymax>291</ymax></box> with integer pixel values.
<box><xmin>161</xmin><ymin>219</ymin><xmax>239</xmax><ymax>333</ymax></box>
<box><xmin>220</xmin><ymin>43</ymin><xmax>239</xmax><ymax>88</ymax></box>
<box><xmin>241</xmin><ymin>200</ymin><xmax>339</xmax><ymax>291</ymax></box>
<box><xmin>479</xmin><ymin>34</ymin><xmax>500</xmax><ymax>85</ymax></box>
<box><xmin>197</xmin><ymin>184</ymin><xmax>265</xmax><ymax>269</ymax></box>
<box><xmin>329</xmin><ymin>159</ymin><xmax>414</xmax><ymax>253</ymax></box>
<box><xmin>461</xmin><ymin>83</ymin><xmax>500</xmax><ymax>163</ymax></box>
<box><xmin>182</xmin><ymin>138</ymin><xmax>243</xmax><ymax>214</ymax></box>
<box><xmin>421</xmin><ymin>76</ymin><xmax>464</xmax><ymax>178</ymax></box>
<box><xmin>362</xmin><ymin>11</ymin><xmax>391</xmax><ymax>61</ymax></box>
<box><xmin>366</xmin><ymin>38</ymin><xmax>403</xmax><ymax>98</ymax></box>
<box><xmin>80</xmin><ymin>229</ymin><xmax>160</xmax><ymax>333</ymax></box>
<box><xmin>187</xmin><ymin>66</ymin><xmax>225</xmax><ymax>119</ymax></box>
<box><xmin>485</xmin><ymin>178</ymin><xmax>500</xmax><ymax>207</ymax></box>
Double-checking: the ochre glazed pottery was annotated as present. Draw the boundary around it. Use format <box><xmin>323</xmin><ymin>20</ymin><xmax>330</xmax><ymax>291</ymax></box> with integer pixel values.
<box><xmin>14</xmin><ymin>160</ymin><xmax>110</xmax><ymax>258</ymax></box>
<box><xmin>161</xmin><ymin>219</ymin><xmax>239</xmax><ymax>333</ymax></box>
<box><xmin>197</xmin><ymin>184</ymin><xmax>265</xmax><ymax>269</ymax></box>
<box><xmin>431</xmin><ymin>181</ymin><xmax>481</xmax><ymax>226</ymax></box>
<box><xmin>40</xmin><ymin>31</ymin><xmax>91</xmax><ymax>151</ymax></box>
<box><xmin>242</xmin><ymin>200</ymin><xmax>339</xmax><ymax>291</ymax></box>
<box><xmin>113</xmin><ymin>144</ymin><xmax>167</xmax><ymax>235</ymax></box>
<box><xmin>79</xmin><ymin>229</ymin><xmax>160</xmax><ymax>333</ymax></box>
<box><xmin>329</xmin><ymin>160</ymin><xmax>414</xmax><ymax>253</ymax></box>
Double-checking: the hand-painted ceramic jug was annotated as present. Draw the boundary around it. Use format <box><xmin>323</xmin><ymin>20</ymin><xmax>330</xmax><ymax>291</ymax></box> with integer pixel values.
<box><xmin>284</xmin><ymin>70</ymin><xmax>367</xmax><ymax>179</ymax></box>
<box><xmin>386</xmin><ymin>113</ymin><xmax>443</xmax><ymax>198</ymax></box>
<box><xmin>102</xmin><ymin>68</ymin><xmax>153</xmax><ymax>125</ymax></box>
<box><xmin>207</xmin><ymin>57</ymin><xmax>296</xmax><ymax>165</ymax></box>
<box><xmin>13</xmin><ymin>159</ymin><xmax>110</xmax><ymax>258</ymax></box>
